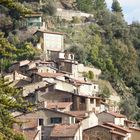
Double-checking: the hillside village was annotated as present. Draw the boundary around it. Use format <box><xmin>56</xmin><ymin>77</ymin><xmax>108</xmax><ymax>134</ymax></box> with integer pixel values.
<box><xmin>2</xmin><ymin>25</ymin><xmax>140</xmax><ymax>140</ymax></box>
<box><xmin>1</xmin><ymin>0</ymin><xmax>140</xmax><ymax>140</ymax></box>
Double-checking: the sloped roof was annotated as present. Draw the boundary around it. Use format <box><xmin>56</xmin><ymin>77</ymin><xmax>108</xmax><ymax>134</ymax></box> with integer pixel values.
<box><xmin>104</xmin><ymin>122</ymin><xmax>131</xmax><ymax>133</ymax></box>
<box><xmin>110</xmin><ymin>130</ymin><xmax>126</xmax><ymax>137</ymax></box>
<box><xmin>50</xmin><ymin>124</ymin><xmax>80</xmax><ymax>137</ymax></box>
<box><xmin>98</xmin><ymin>111</ymin><xmax>126</xmax><ymax>118</ymax></box>
<box><xmin>36</xmin><ymin>72</ymin><xmax>64</xmax><ymax>78</ymax></box>
<box><xmin>24</xmin><ymin>130</ymin><xmax>40</xmax><ymax>140</ymax></box>
<box><xmin>34</xmin><ymin>30</ymin><xmax>65</xmax><ymax>35</ymax></box>
<box><xmin>47</xmin><ymin>102</ymin><xmax>72</xmax><ymax>109</ymax></box>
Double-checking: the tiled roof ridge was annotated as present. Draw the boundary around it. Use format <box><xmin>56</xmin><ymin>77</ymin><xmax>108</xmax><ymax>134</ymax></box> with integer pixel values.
<box><xmin>104</xmin><ymin>122</ymin><xmax>131</xmax><ymax>133</ymax></box>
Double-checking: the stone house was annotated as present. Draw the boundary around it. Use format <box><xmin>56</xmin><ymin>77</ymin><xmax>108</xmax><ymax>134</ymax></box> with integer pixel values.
<box><xmin>97</xmin><ymin>111</ymin><xmax>127</xmax><ymax>126</ymax></box>
<box><xmin>34</xmin><ymin>30</ymin><xmax>64</xmax><ymax>60</ymax></box>
<box><xmin>32</xmin><ymin>72</ymin><xmax>65</xmax><ymax>83</ymax></box>
<box><xmin>40</xmin><ymin>101</ymin><xmax>73</xmax><ymax>112</ymax></box>
<box><xmin>26</xmin><ymin>61</ymin><xmax>57</xmax><ymax>76</ymax></box>
<box><xmin>66</xmin><ymin>111</ymin><xmax>98</xmax><ymax>130</ymax></box>
<box><xmin>83</xmin><ymin>125</ymin><xmax>128</xmax><ymax>140</ymax></box>
<box><xmin>16</xmin><ymin>108</ymin><xmax>76</xmax><ymax>126</ymax></box>
<box><xmin>55</xmin><ymin>76</ymin><xmax>99</xmax><ymax>96</ymax></box>
<box><xmin>9</xmin><ymin>60</ymin><xmax>30</xmax><ymax>72</ymax></box>
<box><xmin>19</xmin><ymin>81</ymin><xmax>48</xmax><ymax>97</ymax></box>
<box><xmin>104</xmin><ymin>122</ymin><xmax>132</xmax><ymax>140</ymax></box>
<box><xmin>49</xmin><ymin>123</ymin><xmax>82</xmax><ymax>140</ymax></box>
<box><xmin>34</xmin><ymin>87</ymin><xmax>103</xmax><ymax>113</ymax></box>
<box><xmin>14</xmin><ymin>118</ymin><xmax>42</xmax><ymax>140</ymax></box>
<box><xmin>57</xmin><ymin>58</ymin><xmax>78</xmax><ymax>78</ymax></box>
<box><xmin>4</xmin><ymin>71</ymin><xmax>31</xmax><ymax>83</ymax></box>
<box><xmin>23</xmin><ymin>13</ymin><xmax>43</xmax><ymax>28</ymax></box>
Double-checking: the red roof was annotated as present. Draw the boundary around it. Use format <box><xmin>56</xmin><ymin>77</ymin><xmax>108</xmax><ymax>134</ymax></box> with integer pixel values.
<box><xmin>66</xmin><ymin>111</ymin><xmax>89</xmax><ymax>118</ymax></box>
<box><xmin>110</xmin><ymin>130</ymin><xmax>126</xmax><ymax>137</ymax></box>
<box><xmin>50</xmin><ymin>124</ymin><xmax>80</xmax><ymax>137</ymax></box>
<box><xmin>129</xmin><ymin>127</ymin><xmax>140</xmax><ymax>131</ymax></box>
<box><xmin>104</xmin><ymin>122</ymin><xmax>131</xmax><ymax>133</ymax></box>
<box><xmin>124</xmin><ymin>120</ymin><xmax>133</xmax><ymax>123</ymax></box>
<box><xmin>84</xmin><ymin>124</ymin><xmax>114</xmax><ymax>131</ymax></box>
<box><xmin>47</xmin><ymin>102</ymin><xmax>72</xmax><ymax>109</ymax></box>
<box><xmin>23</xmin><ymin>130</ymin><xmax>40</xmax><ymax>140</ymax></box>
<box><xmin>15</xmin><ymin>118</ymin><xmax>38</xmax><ymax>129</ymax></box>
<box><xmin>98</xmin><ymin>111</ymin><xmax>126</xmax><ymax>118</ymax></box>
<box><xmin>36</xmin><ymin>72</ymin><xmax>64</xmax><ymax>78</ymax></box>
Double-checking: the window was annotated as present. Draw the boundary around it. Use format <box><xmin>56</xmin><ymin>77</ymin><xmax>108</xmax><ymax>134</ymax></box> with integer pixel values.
<box><xmin>51</xmin><ymin>117</ymin><xmax>62</xmax><ymax>124</ymax></box>
<box><xmin>90</xmin><ymin>99</ymin><xmax>94</xmax><ymax>104</ymax></box>
<box><xmin>38</xmin><ymin>118</ymin><xmax>44</xmax><ymax>126</ymax></box>
<box><xmin>80</xmin><ymin>97</ymin><xmax>85</xmax><ymax>103</ymax></box>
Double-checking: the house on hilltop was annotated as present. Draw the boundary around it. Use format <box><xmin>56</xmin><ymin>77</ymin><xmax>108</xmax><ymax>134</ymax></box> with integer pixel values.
<box><xmin>34</xmin><ymin>30</ymin><xmax>64</xmax><ymax>60</ymax></box>
<box><xmin>83</xmin><ymin>124</ymin><xmax>130</xmax><ymax>140</ymax></box>
<box><xmin>97</xmin><ymin>111</ymin><xmax>127</xmax><ymax>126</ymax></box>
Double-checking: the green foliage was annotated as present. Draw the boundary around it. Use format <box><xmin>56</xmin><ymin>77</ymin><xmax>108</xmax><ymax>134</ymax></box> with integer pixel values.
<box><xmin>14</xmin><ymin>133</ymin><xmax>25</xmax><ymax>140</ymax></box>
<box><xmin>76</xmin><ymin>0</ymin><xmax>93</xmax><ymax>13</ymax></box>
<box><xmin>119</xmin><ymin>97</ymin><xmax>138</xmax><ymax>120</ymax></box>
<box><xmin>93</xmin><ymin>0</ymin><xmax>106</xmax><ymax>11</ymax></box>
<box><xmin>71</xmin><ymin>17</ymin><xmax>81</xmax><ymax>24</ymax></box>
<box><xmin>41</xmin><ymin>0</ymin><xmax>56</xmax><ymax>16</ymax></box>
<box><xmin>16</xmin><ymin>42</ymin><xmax>39</xmax><ymax>60</ymax></box>
<box><xmin>0</xmin><ymin>77</ymin><xmax>29</xmax><ymax>140</ymax></box>
<box><xmin>0</xmin><ymin>0</ymin><xmax>31</xmax><ymax>15</ymax></box>
<box><xmin>0</xmin><ymin>32</ymin><xmax>17</xmax><ymax>59</ymax></box>
<box><xmin>82</xmin><ymin>71</ymin><xmax>94</xmax><ymax>81</ymax></box>
<box><xmin>111</xmin><ymin>0</ymin><xmax>122</xmax><ymax>13</ymax></box>
<box><xmin>100</xmin><ymin>85</ymin><xmax>111</xmax><ymax>99</ymax></box>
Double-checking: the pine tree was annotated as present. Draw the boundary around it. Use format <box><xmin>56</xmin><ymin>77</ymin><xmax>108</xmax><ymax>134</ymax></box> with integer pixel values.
<box><xmin>111</xmin><ymin>0</ymin><xmax>122</xmax><ymax>13</ymax></box>
<box><xmin>93</xmin><ymin>0</ymin><xmax>107</xmax><ymax>11</ymax></box>
<box><xmin>0</xmin><ymin>77</ymin><xmax>30</xmax><ymax>140</ymax></box>
<box><xmin>76</xmin><ymin>0</ymin><xmax>93</xmax><ymax>13</ymax></box>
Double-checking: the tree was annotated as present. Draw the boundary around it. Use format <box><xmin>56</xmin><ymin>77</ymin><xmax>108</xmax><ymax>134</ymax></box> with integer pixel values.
<box><xmin>76</xmin><ymin>0</ymin><xmax>93</xmax><ymax>13</ymax></box>
<box><xmin>0</xmin><ymin>77</ymin><xmax>30</xmax><ymax>140</ymax></box>
<box><xmin>119</xmin><ymin>97</ymin><xmax>138</xmax><ymax>120</ymax></box>
<box><xmin>0</xmin><ymin>32</ymin><xmax>17</xmax><ymax>59</ymax></box>
<box><xmin>41</xmin><ymin>0</ymin><xmax>56</xmax><ymax>16</ymax></box>
<box><xmin>16</xmin><ymin>42</ymin><xmax>39</xmax><ymax>60</ymax></box>
<box><xmin>93</xmin><ymin>0</ymin><xmax>106</xmax><ymax>11</ymax></box>
<box><xmin>111</xmin><ymin>0</ymin><xmax>122</xmax><ymax>13</ymax></box>
<box><xmin>0</xmin><ymin>0</ymin><xmax>31</xmax><ymax>15</ymax></box>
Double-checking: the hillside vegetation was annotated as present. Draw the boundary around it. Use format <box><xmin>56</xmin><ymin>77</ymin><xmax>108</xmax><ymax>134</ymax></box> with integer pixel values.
<box><xmin>0</xmin><ymin>0</ymin><xmax>140</xmax><ymax>123</ymax></box>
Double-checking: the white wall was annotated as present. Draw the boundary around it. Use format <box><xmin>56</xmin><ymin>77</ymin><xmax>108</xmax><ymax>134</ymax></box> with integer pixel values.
<box><xmin>43</xmin><ymin>33</ymin><xmax>63</xmax><ymax>52</ymax></box>
<box><xmin>114</xmin><ymin>118</ymin><xmax>126</xmax><ymax>126</ymax></box>
<box><xmin>78</xmin><ymin>83</ymin><xmax>99</xmax><ymax>96</ymax></box>
<box><xmin>81</xmin><ymin>112</ymin><xmax>98</xmax><ymax>130</ymax></box>
<box><xmin>55</xmin><ymin>80</ymin><xmax>75</xmax><ymax>93</ymax></box>
<box><xmin>74</xmin><ymin>125</ymin><xmax>83</xmax><ymax>140</ymax></box>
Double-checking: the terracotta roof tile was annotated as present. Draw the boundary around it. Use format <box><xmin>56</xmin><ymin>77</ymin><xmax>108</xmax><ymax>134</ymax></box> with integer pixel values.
<box><xmin>50</xmin><ymin>124</ymin><xmax>80</xmax><ymax>137</ymax></box>
<box><xmin>66</xmin><ymin>111</ymin><xmax>89</xmax><ymax>118</ymax></box>
<box><xmin>47</xmin><ymin>102</ymin><xmax>72</xmax><ymax>109</ymax></box>
<box><xmin>110</xmin><ymin>130</ymin><xmax>126</xmax><ymax>137</ymax></box>
<box><xmin>36</xmin><ymin>72</ymin><xmax>64</xmax><ymax>78</ymax></box>
<box><xmin>98</xmin><ymin>111</ymin><xmax>126</xmax><ymax>118</ymax></box>
<box><xmin>84</xmin><ymin>124</ymin><xmax>114</xmax><ymax>131</ymax></box>
<box><xmin>104</xmin><ymin>122</ymin><xmax>131</xmax><ymax>133</ymax></box>
<box><xmin>24</xmin><ymin>130</ymin><xmax>40</xmax><ymax>140</ymax></box>
<box><xmin>129</xmin><ymin>127</ymin><xmax>140</xmax><ymax>131</ymax></box>
<box><xmin>15</xmin><ymin>118</ymin><xmax>38</xmax><ymax>129</ymax></box>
